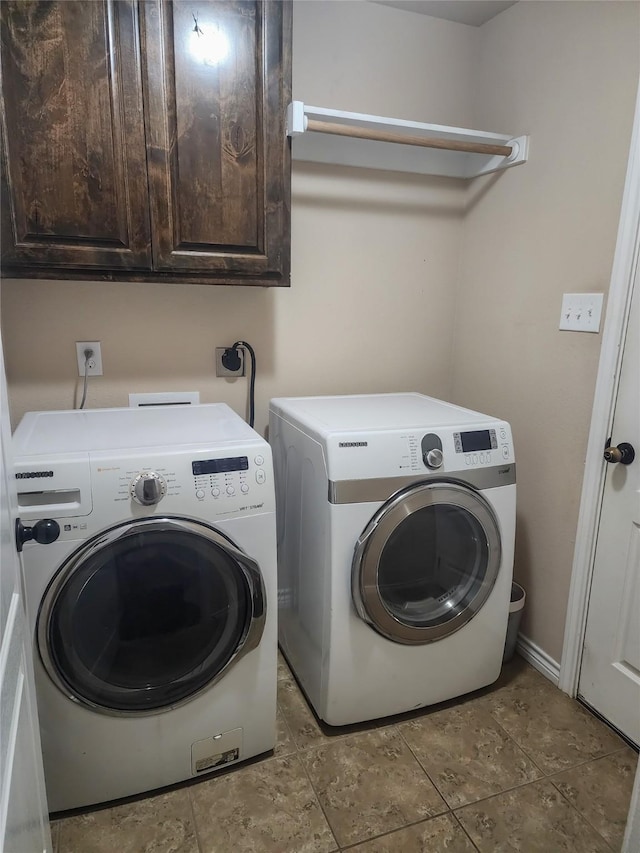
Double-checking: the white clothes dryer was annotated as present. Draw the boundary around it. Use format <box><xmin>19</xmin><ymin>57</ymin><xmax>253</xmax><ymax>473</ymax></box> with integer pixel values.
<box><xmin>13</xmin><ymin>404</ymin><xmax>277</xmax><ymax>811</ymax></box>
<box><xmin>269</xmin><ymin>393</ymin><xmax>516</xmax><ymax>726</ymax></box>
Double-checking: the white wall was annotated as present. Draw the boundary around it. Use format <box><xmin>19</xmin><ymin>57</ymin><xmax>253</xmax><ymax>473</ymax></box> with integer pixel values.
<box><xmin>453</xmin><ymin>0</ymin><xmax>640</xmax><ymax>661</ymax></box>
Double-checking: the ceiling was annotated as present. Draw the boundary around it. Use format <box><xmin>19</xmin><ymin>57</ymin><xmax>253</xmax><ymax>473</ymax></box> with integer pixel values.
<box><xmin>372</xmin><ymin>1</ymin><xmax>517</xmax><ymax>27</ymax></box>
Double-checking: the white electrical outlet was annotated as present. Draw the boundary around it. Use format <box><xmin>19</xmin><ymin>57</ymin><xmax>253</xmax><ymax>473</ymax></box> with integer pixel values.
<box><xmin>76</xmin><ymin>341</ymin><xmax>103</xmax><ymax>376</ymax></box>
<box><xmin>559</xmin><ymin>293</ymin><xmax>604</xmax><ymax>333</ymax></box>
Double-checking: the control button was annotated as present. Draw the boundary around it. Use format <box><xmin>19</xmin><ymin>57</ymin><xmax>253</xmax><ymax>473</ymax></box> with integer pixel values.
<box><xmin>226</xmin><ymin>486</ymin><xmax>235</xmax><ymax>496</ymax></box>
<box><xmin>211</xmin><ymin>487</ymin><xmax>221</xmax><ymax>497</ymax></box>
<box><xmin>473</xmin><ymin>454</ymin><xmax>478</xmax><ymax>465</ymax></box>
<box><xmin>500</xmin><ymin>429</ymin><xmax>507</xmax><ymax>440</ymax></box>
<box><xmin>255</xmin><ymin>454</ymin><xmax>264</xmax><ymax>466</ymax></box>
<box><xmin>502</xmin><ymin>446</ymin><xmax>510</xmax><ymax>460</ymax></box>
<box><xmin>241</xmin><ymin>483</ymin><xmax>249</xmax><ymax>494</ymax></box>
<box><xmin>465</xmin><ymin>456</ymin><xmax>471</xmax><ymax>466</ymax></box>
<box><xmin>486</xmin><ymin>453</ymin><xmax>492</xmax><ymax>464</ymax></box>
<box><xmin>196</xmin><ymin>489</ymin><xmax>205</xmax><ymax>500</ymax></box>
<box><xmin>479</xmin><ymin>453</ymin><xmax>485</xmax><ymax>464</ymax></box>
<box><xmin>256</xmin><ymin>469</ymin><xmax>266</xmax><ymax>484</ymax></box>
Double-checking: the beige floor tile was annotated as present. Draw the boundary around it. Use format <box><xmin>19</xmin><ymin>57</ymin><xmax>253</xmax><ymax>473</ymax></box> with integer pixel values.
<box><xmin>342</xmin><ymin>813</ymin><xmax>477</xmax><ymax>852</ymax></box>
<box><xmin>50</xmin><ymin>820</ymin><xmax>59</xmax><ymax>853</ymax></box>
<box><xmin>277</xmin><ymin>674</ymin><xmax>348</xmax><ymax>750</ymax></box>
<box><xmin>550</xmin><ymin>747</ymin><xmax>638</xmax><ymax>849</ymax></box>
<box><xmin>274</xmin><ymin>705</ymin><xmax>297</xmax><ymax>757</ymax></box>
<box><xmin>479</xmin><ymin>669</ymin><xmax>625</xmax><ymax>774</ymax></box>
<box><xmin>400</xmin><ymin>703</ymin><xmax>541</xmax><ymax>808</ymax></box>
<box><xmin>189</xmin><ymin>754</ymin><xmax>337</xmax><ymax>853</ymax></box>
<box><xmin>277</xmin><ymin>649</ymin><xmax>294</xmax><ymax>682</ymax></box>
<box><xmin>300</xmin><ymin>728</ymin><xmax>447</xmax><ymax>847</ymax></box>
<box><xmin>56</xmin><ymin>788</ymin><xmax>198</xmax><ymax>853</ymax></box>
<box><xmin>455</xmin><ymin>778</ymin><xmax>611</xmax><ymax>852</ymax></box>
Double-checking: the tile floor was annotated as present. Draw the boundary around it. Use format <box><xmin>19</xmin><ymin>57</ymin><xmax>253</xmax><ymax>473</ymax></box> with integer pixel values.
<box><xmin>52</xmin><ymin>653</ymin><xmax>638</xmax><ymax>853</ymax></box>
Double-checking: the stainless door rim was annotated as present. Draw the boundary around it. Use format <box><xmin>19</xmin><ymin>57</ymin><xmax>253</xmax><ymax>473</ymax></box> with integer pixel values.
<box><xmin>352</xmin><ymin>481</ymin><xmax>502</xmax><ymax>645</ymax></box>
<box><xmin>37</xmin><ymin>516</ymin><xmax>267</xmax><ymax>716</ymax></box>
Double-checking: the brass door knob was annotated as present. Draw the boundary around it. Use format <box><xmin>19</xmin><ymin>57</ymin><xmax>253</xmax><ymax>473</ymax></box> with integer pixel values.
<box><xmin>603</xmin><ymin>441</ymin><xmax>635</xmax><ymax>465</ymax></box>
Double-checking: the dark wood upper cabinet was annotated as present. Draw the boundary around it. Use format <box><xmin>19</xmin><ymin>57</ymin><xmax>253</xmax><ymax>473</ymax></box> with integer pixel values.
<box><xmin>0</xmin><ymin>1</ymin><xmax>152</xmax><ymax>270</ymax></box>
<box><xmin>0</xmin><ymin>0</ymin><xmax>292</xmax><ymax>286</ymax></box>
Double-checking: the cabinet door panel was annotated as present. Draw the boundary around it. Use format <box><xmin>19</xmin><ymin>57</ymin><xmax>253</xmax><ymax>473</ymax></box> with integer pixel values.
<box><xmin>142</xmin><ymin>0</ymin><xmax>290</xmax><ymax>282</ymax></box>
<box><xmin>0</xmin><ymin>1</ymin><xmax>151</xmax><ymax>270</ymax></box>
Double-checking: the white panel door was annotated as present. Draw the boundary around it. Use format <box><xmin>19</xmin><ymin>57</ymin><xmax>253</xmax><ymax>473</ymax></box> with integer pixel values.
<box><xmin>579</xmin><ymin>270</ymin><xmax>639</xmax><ymax>745</ymax></box>
<box><xmin>0</xmin><ymin>328</ymin><xmax>52</xmax><ymax>852</ymax></box>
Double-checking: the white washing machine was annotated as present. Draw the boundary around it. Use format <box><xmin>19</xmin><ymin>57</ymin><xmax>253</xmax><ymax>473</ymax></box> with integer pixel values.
<box><xmin>269</xmin><ymin>392</ymin><xmax>516</xmax><ymax>726</ymax></box>
<box><xmin>13</xmin><ymin>404</ymin><xmax>277</xmax><ymax>812</ymax></box>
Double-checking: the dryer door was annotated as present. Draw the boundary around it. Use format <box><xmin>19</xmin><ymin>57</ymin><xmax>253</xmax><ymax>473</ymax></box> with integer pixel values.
<box><xmin>37</xmin><ymin>517</ymin><xmax>265</xmax><ymax>714</ymax></box>
<box><xmin>352</xmin><ymin>482</ymin><xmax>501</xmax><ymax>645</ymax></box>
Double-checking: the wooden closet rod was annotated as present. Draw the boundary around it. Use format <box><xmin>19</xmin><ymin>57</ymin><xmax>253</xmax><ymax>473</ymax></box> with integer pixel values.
<box><xmin>305</xmin><ymin>119</ymin><xmax>513</xmax><ymax>157</ymax></box>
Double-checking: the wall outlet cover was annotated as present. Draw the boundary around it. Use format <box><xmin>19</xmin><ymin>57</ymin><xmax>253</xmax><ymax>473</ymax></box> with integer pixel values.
<box><xmin>216</xmin><ymin>347</ymin><xmax>245</xmax><ymax>377</ymax></box>
<box><xmin>76</xmin><ymin>341</ymin><xmax>103</xmax><ymax>376</ymax></box>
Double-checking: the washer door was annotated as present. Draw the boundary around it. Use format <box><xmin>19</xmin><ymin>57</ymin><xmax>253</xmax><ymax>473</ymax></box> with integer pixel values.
<box><xmin>37</xmin><ymin>517</ymin><xmax>265</xmax><ymax>714</ymax></box>
<box><xmin>352</xmin><ymin>482</ymin><xmax>501</xmax><ymax>645</ymax></box>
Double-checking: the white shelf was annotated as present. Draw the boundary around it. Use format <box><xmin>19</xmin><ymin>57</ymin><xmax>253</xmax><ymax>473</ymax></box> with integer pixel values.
<box><xmin>287</xmin><ymin>101</ymin><xmax>529</xmax><ymax>179</ymax></box>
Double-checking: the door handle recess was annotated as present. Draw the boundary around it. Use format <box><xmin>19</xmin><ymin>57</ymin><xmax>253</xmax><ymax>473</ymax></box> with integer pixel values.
<box><xmin>603</xmin><ymin>441</ymin><xmax>635</xmax><ymax>465</ymax></box>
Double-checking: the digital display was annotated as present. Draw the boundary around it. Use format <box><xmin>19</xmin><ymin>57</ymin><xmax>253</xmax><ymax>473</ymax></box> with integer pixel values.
<box><xmin>192</xmin><ymin>457</ymin><xmax>249</xmax><ymax>475</ymax></box>
<box><xmin>460</xmin><ymin>430</ymin><xmax>492</xmax><ymax>452</ymax></box>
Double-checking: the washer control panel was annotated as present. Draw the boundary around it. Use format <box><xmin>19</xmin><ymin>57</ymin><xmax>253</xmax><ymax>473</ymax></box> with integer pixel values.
<box><xmin>92</xmin><ymin>443</ymin><xmax>274</xmax><ymax>519</ymax></box>
<box><xmin>192</xmin><ymin>453</ymin><xmax>268</xmax><ymax>503</ymax></box>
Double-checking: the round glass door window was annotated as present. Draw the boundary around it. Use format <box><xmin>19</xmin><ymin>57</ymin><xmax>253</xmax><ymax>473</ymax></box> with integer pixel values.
<box><xmin>37</xmin><ymin>518</ymin><xmax>265</xmax><ymax>714</ymax></box>
<box><xmin>352</xmin><ymin>482</ymin><xmax>501</xmax><ymax>644</ymax></box>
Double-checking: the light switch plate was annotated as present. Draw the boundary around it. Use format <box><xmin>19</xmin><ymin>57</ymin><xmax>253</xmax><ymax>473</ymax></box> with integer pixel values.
<box><xmin>559</xmin><ymin>293</ymin><xmax>604</xmax><ymax>332</ymax></box>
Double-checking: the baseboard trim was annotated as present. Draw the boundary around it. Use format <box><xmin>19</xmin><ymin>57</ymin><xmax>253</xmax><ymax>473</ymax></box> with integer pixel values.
<box><xmin>516</xmin><ymin>633</ymin><xmax>561</xmax><ymax>686</ymax></box>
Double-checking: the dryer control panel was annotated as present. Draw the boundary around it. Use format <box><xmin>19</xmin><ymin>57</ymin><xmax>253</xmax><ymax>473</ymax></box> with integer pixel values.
<box><xmin>325</xmin><ymin>421</ymin><xmax>514</xmax><ymax>480</ymax></box>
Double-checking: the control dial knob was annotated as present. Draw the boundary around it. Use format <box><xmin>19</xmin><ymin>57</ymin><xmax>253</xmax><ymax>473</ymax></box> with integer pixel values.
<box><xmin>424</xmin><ymin>448</ymin><xmax>444</xmax><ymax>469</ymax></box>
<box><xmin>130</xmin><ymin>471</ymin><xmax>167</xmax><ymax>506</ymax></box>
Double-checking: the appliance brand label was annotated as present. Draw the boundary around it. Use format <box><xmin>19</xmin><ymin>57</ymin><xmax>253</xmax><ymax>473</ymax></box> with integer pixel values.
<box><xmin>15</xmin><ymin>470</ymin><xmax>54</xmax><ymax>479</ymax></box>
<box><xmin>338</xmin><ymin>442</ymin><xmax>368</xmax><ymax>448</ymax></box>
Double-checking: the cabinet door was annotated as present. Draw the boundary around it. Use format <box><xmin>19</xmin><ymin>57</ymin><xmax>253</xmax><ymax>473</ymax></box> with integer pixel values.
<box><xmin>141</xmin><ymin>1</ymin><xmax>291</xmax><ymax>284</ymax></box>
<box><xmin>0</xmin><ymin>1</ymin><xmax>151</xmax><ymax>271</ymax></box>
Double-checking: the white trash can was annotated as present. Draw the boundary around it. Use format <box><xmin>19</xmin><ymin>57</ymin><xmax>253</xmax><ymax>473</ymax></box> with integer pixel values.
<box><xmin>503</xmin><ymin>582</ymin><xmax>526</xmax><ymax>663</ymax></box>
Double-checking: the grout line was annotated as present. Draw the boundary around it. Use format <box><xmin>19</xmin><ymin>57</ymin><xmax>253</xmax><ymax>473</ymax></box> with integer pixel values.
<box><xmin>184</xmin><ymin>785</ymin><xmax>205</xmax><ymax>853</ymax></box>
<box><xmin>548</xmin><ymin>773</ymin><xmax>618</xmax><ymax>853</ymax></box>
<box><xmin>336</xmin><ymin>811</ymin><xmax>484</xmax><ymax>852</ymax></box>
<box><xmin>479</xmin><ymin>695</ymin><xmax>627</xmax><ymax>779</ymax></box>
<box><xmin>450</xmin><ymin>810</ymin><xmax>482</xmax><ymax>852</ymax></box>
<box><xmin>450</xmin><ymin>776</ymin><xmax>561</xmax><ymax>813</ymax></box>
<box><xmin>293</xmin><ymin>750</ymin><xmax>341</xmax><ymax>853</ymax></box>
<box><xmin>275</xmin><ymin>701</ymin><xmax>297</xmax><ymax>758</ymax></box>
<box><xmin>50</xmin><ymin>819</ymin><xmax>60</xmax><ymax>853</ymax></box>
<box><xmin>395</xmin><ymin>712</ymin><xmax>549</xmax><ymax>812</ymax></box>
<box><xmin>396</xmin><ymin>725</ymin><xmax>450</xmax><ymax>808</ymax></box>
<box><xmin>479</xmin><ymin>705</ymin><xmax>548</xmax><ymax>778</ymax></box>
